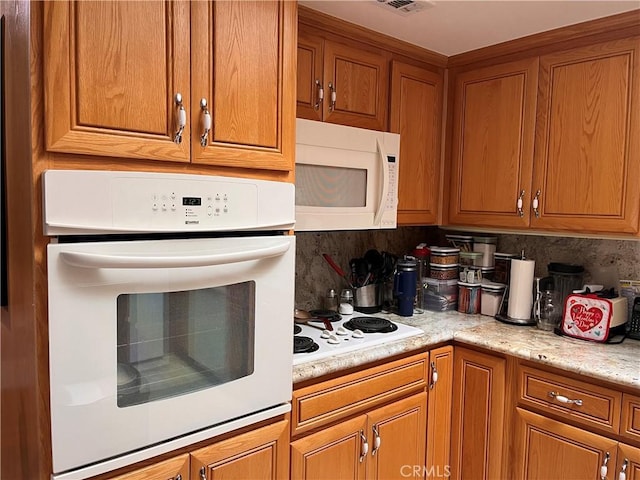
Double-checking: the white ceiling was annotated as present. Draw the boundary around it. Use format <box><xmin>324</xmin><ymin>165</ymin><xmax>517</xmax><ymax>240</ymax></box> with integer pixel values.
<box><xmin>298</xmin><ymin>0</ymin><xmax>640</xmax><ymax>56</ymax></box>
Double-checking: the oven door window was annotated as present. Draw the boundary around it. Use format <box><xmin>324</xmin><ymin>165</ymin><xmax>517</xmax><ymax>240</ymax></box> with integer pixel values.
<box><xmin>116</xmin><ymin>281</ymin><xmax>255</xmax><ymax>407</ymax></box>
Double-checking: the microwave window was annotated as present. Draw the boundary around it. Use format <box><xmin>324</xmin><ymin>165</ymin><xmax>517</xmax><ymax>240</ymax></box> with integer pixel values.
<box><xmin>116</xmin><ymin>282</ymin><xmax>255</xmax><ymax>407</ymax></box>
<box><xmin>296</xmin><ymin>164</ymin><xmax>367</xmax><ymax>207</ymax></box>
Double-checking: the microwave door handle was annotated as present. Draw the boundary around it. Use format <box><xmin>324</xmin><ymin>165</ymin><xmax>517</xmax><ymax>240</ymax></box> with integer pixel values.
<box><xmin>373</xmin><ymin>138</ymin><xmax>390</xmax><ymax>226</ymax></box>
<box><xmin>59</xmin><ymin>240</ymin><xmax>292</xmax><ymax>269</ymax></box>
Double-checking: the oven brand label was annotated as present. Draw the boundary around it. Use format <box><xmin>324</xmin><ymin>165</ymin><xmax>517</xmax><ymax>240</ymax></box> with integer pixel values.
<box><xmin>185</xmin><ymin>220</ymin><xmax>200</xmax><ymax>225</ymax></box>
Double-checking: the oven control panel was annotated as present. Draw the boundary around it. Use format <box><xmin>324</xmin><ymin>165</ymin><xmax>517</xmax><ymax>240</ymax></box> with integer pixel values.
<box><xmin>43</xmin><ymin>170</ymin><xmax>295</xmax><ymax>235</ymax></box>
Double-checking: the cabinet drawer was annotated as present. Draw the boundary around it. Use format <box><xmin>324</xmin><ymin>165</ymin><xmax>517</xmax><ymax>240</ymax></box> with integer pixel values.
<box><xmin>622</xmin><ymin>393</ymin><xmax>640</xmax><ymax>444</ymax></box>
<box><xmin>518</xmin><ymin>364</ymin><xmax>622</xmax><ymax>435</ymax></box>
<box><xmin>291</xmin><ymin>351</ymin><xmax>428</xmax><ymax>436</ymax></box>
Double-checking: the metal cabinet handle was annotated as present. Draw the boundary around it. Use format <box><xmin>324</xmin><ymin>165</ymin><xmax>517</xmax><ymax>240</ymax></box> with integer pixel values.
<box><xmin>517</xmin><ymin>190</ymin><xmax>525</xmax><ymax>217</ymax></box>
<box><xmin>200</xmin><ymin>98</ymin><xmax>212</xmax><ymax>147</ymax></box>
<box><xmin>200</xmin><ymin>466</ymin><xmax>206</xmax><ymax>480</ymax></box>
<box><xmin>601</xmin><ymin>452</ymin><xmax>610</xmax><ymax>480</ymax></box>
<box><xmin>314</xmin><ymin>79</ymin><xmax>324</xmax><ymax>110</ymax></box>
<box><xmin>532</xmin><ymin>189</ymin><xmax>541</xmax><ymax>218</ymax></box>
<box><xmin>175</xmin><ymin>475</ymin><xmax>182</xmax><ymax>480</ymax></box>
<box><xmin>359</xmin><ymin>430</ymin><xmax>369</xmax><ymax>463</ymax></box>
<box><xmin>429</xmin><ymin>361</ymin><xmax>439</xmax><ymax>390</ymax></box>
<box><xmin>548</xmin><ymin>391</ymin><xmax>583</xmax><ymax>406</ymax></box>
<box><xmin>619</xmin><ymin>458</ymin><xmax>628</xmax><ymax>480</ymax></box>
<box><xmin>329</xmin><ymin>82</ymin><xmax>336</xmax><ymax>111</ymax></box>
<box><xmin>174</xmin><ymin>93</ymin><xmax>186</xmax><ymax>144</ymax></box>
<box><xmin>371</xmin><ymin>425</ymin><xmax>381</xmax><ymax>456</ymax></box>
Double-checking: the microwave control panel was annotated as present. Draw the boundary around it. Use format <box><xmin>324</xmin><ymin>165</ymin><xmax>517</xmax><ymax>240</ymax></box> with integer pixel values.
<box><xmin>43</xmin><ymin>170</ymin><xmax>295</xmax><ymax>235</ymax></box>
<box><xmin>381</xmin><ymin>155</ymin><xmax>398</xmax><ymax>228</ymax></box>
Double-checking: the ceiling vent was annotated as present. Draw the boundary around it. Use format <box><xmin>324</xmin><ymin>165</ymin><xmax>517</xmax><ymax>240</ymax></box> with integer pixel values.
<box><xmin>374</xmin><ymin>0</ymin><xmax>434</xmax><ymax>17</ymax></box>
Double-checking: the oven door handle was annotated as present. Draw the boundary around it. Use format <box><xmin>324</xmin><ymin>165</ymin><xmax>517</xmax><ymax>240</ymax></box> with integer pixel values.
<box><xmin>59</xmin><ymin>240</ymin><xmax>292</xmax><ymax>269</ymax></box>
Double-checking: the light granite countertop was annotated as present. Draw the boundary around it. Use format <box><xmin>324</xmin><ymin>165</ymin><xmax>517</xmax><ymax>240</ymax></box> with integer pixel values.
<box><xmin>292</xmin><ymin>310</ymin><xmax>640</xmax><ymax>389</ymax></box>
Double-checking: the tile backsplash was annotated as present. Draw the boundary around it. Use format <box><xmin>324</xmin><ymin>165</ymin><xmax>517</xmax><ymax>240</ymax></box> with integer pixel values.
<box><xmin>295</xmin><ymin>227</ymin><xmax>640</xmax><ymax>309</ymax></box>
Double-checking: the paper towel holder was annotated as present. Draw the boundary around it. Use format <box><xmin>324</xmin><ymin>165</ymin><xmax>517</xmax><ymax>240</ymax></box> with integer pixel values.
<box><xmin>494</xmin><ymin>284</ymin><xmax>536</xmax><ymax>326</ymax></box>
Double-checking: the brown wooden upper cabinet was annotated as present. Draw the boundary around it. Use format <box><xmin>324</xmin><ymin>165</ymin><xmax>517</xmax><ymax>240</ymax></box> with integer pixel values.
<box><xmin>448</xmin><ymin>37</ymin><xmax>640</xmax><ymax>235</ymax></box>
<box><xmin>296</xmin><ymin>30</ymin><xmax>389</xmax><ymax>131</ymax></box>
<box><xmin>44</xmin><ymin>1</ymin><xmax>296</xmax><ymax>172</ymax></box>
<box><xmin>448</xmin><ymin>57</ymin><xmax>539</xmax><ymax>230</ymax></box>
<box><xmin>390</xmin><ymin>61</ymin><xmax>443</xmax><ymax>225</ymax></box>
<box><xmin>531</xmin><ymin>37</ymin><xmax>640</xmax><ymax>234</ymax></box>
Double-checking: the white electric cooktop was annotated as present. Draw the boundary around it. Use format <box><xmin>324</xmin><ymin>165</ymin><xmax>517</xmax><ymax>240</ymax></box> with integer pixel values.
<box><xmin>293</xmin><ymin>311</ymin><xmax>423</xmax><ymax>366</ymax></box>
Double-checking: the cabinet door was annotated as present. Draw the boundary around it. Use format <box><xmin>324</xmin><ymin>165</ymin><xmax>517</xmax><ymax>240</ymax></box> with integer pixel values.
<box><xmin>390</xmin><ymin>62</ymin><xmax>444</xmax><ymax>225</ymax></box>
<box><xmin>107</xmin><ymin>454</ymin><xmax>189</xmax><ymax>480</ymax></box>
<box><xmin>190</xmin><ymin>420</ymin><xmax>289</xmax><ymax>480</ymax></box>
<box><xmin>426</xmin><ymin>346</ymin><xmax>453</xmax><ymax>479</ymax></box>
<box><xmin>297</xmin><ymin>32</ymin><xmax>324</xmax><ymax>122</ymax></box>
<box><xmin>448</xmin><ymin>58</ymin><xmax>538</xmax><ymax>229</ymax></box>
<box><xmin>191</xmin><ymin>1</ymin><xmax>296</xmax><ymax>171</ymax></box>
<box><xmin>323</xmin><ymin>41</ymin><xmax>389</xmax><ymax>131</ymax></box>
<box><xmin>291</xmin><ymin>415</ymin><xmax>367</xmax><ymax>480</ymax></box>
<box><xmin>514</xmin><ymin>408</ymin><xmax>618</xmax><ymax>480</ymax></box>
<box><xmin>44</xmin><ymin>1</ymin><xmax>191</xmax><ymax>162</ymax></box>
<box><xmin>450</xmin><ymin>347</ymin><xmax>506</xmax><ymax>480</ymax></box>
<box><xmin>367</xmin><ymin>392</ymin><xmax>427</xmax><ymax>480</ymax></box>
<box><xmin>532</xmin><ymin>38</ymin><xmax>640</xmax><ymax>234</ymax></box>
<box><xmin>618</xmin><ymin>443</ymin><xmax>640</xmax><ymax>480</ymax></box>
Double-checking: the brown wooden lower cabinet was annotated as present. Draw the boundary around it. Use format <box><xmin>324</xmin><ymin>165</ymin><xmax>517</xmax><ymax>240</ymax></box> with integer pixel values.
<box><xmin>103</xmin><ymin>420</ymin><xmax>288</xmax><ymax>480</ymax></box>
<box><xmin>107</xmin><ymin>453</ymin><xmax>189</xmax><ymax>480</ymax></box>
<box><xmin>290</xmin><ymin>392</ymin><xmax>427</xmax><ymax>480</ymax></box>
<box><xmin>450</xmin><ymin>347</ymin><xmax>506</xmax><ymax>480</ymax></box>
<box><xmin>191</xmin><ymin>420</ymin><xmax>289</xmax><ymax>480</ymax></box>
<box><xmin>515</xmin><ymin>408</ymin><xmax>640</xmax><ymax>480</ymax></box>
<box><xmin>426</xmin><ymin>346</ymin><xmax>454</xmax><ymax>479</ymax></box>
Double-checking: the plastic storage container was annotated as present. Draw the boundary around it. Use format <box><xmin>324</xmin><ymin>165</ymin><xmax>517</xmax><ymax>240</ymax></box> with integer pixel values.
<box><xmin>473</xmin><ymin>235</ymin><xmax>497</xmax><ymax>267</ymax></box>
<box><xmin>459</xmin><ymin>251</ymin><xmax>484</xmax><ymax>267</ymax></box>
<box><xmin>423</xmin><ymin>278</ymin><xmax>458</xmax><ymax>311</ymax></box>
<box><xmin>445</xmin><ymin>234</ymin><xmax>474</xmax><ymax>252</ymax></box>
<box><xmin>479</xmin><ymin>266</ymin><xmax>495</xmax><ymax>282</ymax></box>
<box><xmin>481</xmin><ymin>282</ymin><xmax>506</xmax><ymax>316</ymax></box>
<box><xmin>429</xmin><ymin>246</ymin><xmax>460</xmax><ymax>265</ymax></box>
<box><xmin>429</xmin><ymin>263</ymin><xmax>459</xmax><ymax>280</ymax></box>
<box><xmin>493</xmin><ymin>252</ymin><xmax>518</xmax><ymax>284</ymax></box>
<box><xmin>458</xmin><ymin>282</ymin><xmax>481</xmax><ymax>314</ymax></box>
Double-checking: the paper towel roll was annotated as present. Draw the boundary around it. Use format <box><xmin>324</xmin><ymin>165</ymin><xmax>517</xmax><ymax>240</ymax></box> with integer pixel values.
<box><xmin>507</xmin><ymin>259</ymin><xmax>535</xmax><ymax>320</ymax></box>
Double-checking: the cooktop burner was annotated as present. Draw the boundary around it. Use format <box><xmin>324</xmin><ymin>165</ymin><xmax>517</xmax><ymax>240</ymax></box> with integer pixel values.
<box><xmin>343</xmin><ymin>316</ymin><xmax>398</xmax><ymax>333</ymax></box>
<box><xmin>294</xmin><ymin>336</ymin><xmax>319</xmax><ymax>354</ymax></box>
<box><xmin>294</xmin><ymin>324</ymin><xmax>302</xmax><ymax>335</ymax></box>
<box><xmin>308</xmin><ymin>309</ymin><xmax>342</xmax><ymax>322</ymax></box>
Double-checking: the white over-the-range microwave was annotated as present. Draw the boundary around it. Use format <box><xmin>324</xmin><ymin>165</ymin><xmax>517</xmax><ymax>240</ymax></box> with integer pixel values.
<box><xmin>295</xmin><ymin>118</ymin><xmax>400</xmax><ymax>231</ymax></box>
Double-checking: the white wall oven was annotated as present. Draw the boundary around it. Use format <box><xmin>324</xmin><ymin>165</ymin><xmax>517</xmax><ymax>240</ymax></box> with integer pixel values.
<box><xmin>43</xmin><ymin>170</ymin><xmax>295</xmax><ymax>479</ymax></box>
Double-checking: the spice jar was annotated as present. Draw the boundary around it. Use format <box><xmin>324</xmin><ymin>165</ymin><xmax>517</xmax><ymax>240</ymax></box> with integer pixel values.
<box><xmin>493</xmin><ymin>252</ymin><xmax>518</xmax><ymax>284</ymax></box>
<box><xmin>324</xmin><ymin>288</ymin><xmax>338</xmax><ymax>312</ymax></box>
<box><xmin>458</xmin><ymin>281</ymin><xmax>481</xmax><ymax>314</ymax></box>
<box><xmin>429</xmin><ymin>246</ymin><xmax>460</xmax><ymax>265</ymax></box>
<box><xmin>339</xmin><ymin>289</ymin><xmax>354</xmax><ymax>314</ymax></box>
<box><xmin>472</xmin><ymin>235</ymin><xmax>497</xmax><ymax>267</ymax></box>
<box><xmin>429</xmin><ymin>263</ymin><xmax>459</xmax><ymax>280</ymax></box>
<box><xmin>481</xmin><ymin>282</ymin><xmax>506</xmax><ymax>316</ymax></box>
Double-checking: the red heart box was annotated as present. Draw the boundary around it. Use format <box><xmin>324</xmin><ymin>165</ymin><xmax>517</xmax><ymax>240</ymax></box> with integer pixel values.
<box><xmin>570</xmin><ymin>304</ymin><xmax>604</xmax><ymax>332</ymax></box>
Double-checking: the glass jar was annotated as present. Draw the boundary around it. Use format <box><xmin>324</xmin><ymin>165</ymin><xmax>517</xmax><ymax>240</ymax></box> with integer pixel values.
<box><xmin>339</xmin><ymin>289</ymin><xmax>354</xmax><ymax>314</ymax></box>
<box><xmin>534</xmin><ymin>289</ymin><xmax>562</xmax><ymax>331</ymax></box>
